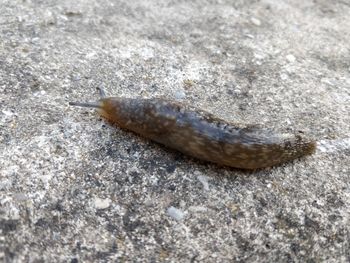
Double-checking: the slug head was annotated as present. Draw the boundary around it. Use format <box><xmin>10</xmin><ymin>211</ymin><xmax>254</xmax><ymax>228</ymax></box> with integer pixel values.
<box><xmin>69</xmin><ymin>87</ymin><xmax>107</xmax><ymax>109</ymax></box>
<box><xmin>69</xmin><ymin>97</ymin><xmax>121</xmax><ymax>118</ymax></box>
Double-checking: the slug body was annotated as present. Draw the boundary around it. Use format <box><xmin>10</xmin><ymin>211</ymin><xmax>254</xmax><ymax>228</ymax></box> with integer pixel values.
<box><xmin>70</xmin><ymin>93</ymin><xmax>316</xmax><ymax>169</ymax></box>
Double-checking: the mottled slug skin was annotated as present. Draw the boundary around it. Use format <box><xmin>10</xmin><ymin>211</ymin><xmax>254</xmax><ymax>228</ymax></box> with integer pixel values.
<box><xmin>98</xmin><ymin>97</ymin><xmax>316</xmax><ymax>169</ymax></box>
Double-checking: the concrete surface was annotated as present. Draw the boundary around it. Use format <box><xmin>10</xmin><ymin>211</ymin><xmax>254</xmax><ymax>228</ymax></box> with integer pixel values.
<box><xmin>1</xmin><ymin>0</ymin><xmax>350</xmax><ymax>262</ymax></box>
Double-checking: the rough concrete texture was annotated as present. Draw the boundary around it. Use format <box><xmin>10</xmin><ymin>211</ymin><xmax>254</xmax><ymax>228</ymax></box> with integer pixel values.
<box><xmin>1</xmin><ymin>0</ymin><xmax>350</xmax><ymax>262</ymax></box>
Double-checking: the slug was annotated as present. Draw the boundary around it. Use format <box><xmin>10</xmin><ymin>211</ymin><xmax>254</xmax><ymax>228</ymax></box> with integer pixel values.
<box><xmin>69</xmin><ymin>88</ymin><xmax>316</xmax><ymax>169</ymax></box>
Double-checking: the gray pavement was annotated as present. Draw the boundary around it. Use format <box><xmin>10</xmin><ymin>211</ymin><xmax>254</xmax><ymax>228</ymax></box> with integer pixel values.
<box><xmin>1</xmin><ymin>0</ymin><xmax>350</xmax><ymax>262</ymax></box>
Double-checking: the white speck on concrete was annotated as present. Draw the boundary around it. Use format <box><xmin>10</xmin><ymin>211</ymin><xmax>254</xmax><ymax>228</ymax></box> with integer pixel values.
<box><xmin>286</xmin><ymin>54</ymin><xmax>296</xmax><ymax>63</ymax></box>
<box><xmin>321</xmin><ymin>78</ymin><xmax>336</xmax><ymax>86</ymax></box>
<box><xmin>2</xmin><ymin>110</ymin><xmax>14</xmax><ymax>116</ymax></box>
<box><xmin>94</xmin><ymin>197</ymin><xmax>111</xmax><ymax>210</ymax></box>
<box><xmin>280</xmin><ymin>73</ymin><xmax>288</xmax><ymax>80</ymax></box>
<box><xmin>316</xmin><ymin>138</ymin><xmax>350</xmax><ymax>154</ymax></box>
<box><xmin>197</xmin><ymin>175</ymin><xmax>210</xmax><ymax>191</ymax></box>
<box><xmin>188</xmin><ymin>206</ymin><xmax>208</xmax><ymax>213</ymax></box>
<box><xmin>251</xmin><ymin>17</ymin><xmax>261</xmax><ymax>26</ymax></box>
<box><xmin>140</xmin><ymin>46</ymin><xmax>154</xmax><ymax>60</ymax></box>
<box><xmin>13</xmin><ymin>193</ymin><xmax>28</xmax><ymax>202</ymax></box>
<box><xmin>179</xmin><ymin>200</ymin><xmax>186</xmax><ymax>208</ymax></box>
<box><xmin>86</xmin><ymin>52</ymin><xmax>97</xmax><ymax>59</ymax></box>
<box><xmin>184</xmin><ymin>60</ymin><xmax>207</xmax><ymax>81</ymax></box>
<box><xmin>174</xmin><ymin>89</ymin><xmax>186</xmax><ymax>100</ymax></box>
<box><xmin>254</xmin><ymin>53</ymin><xmax>264</xmax><ymax>60</ymax></box>
<box><xmin>9</xmin><ymin>206</ymin><xmax>21</xmax><ymax>220</ymax></box>
<box><xmin>167</xmin><ymin>206</ymin><xmax>185</xmax><ymax>221</ymax></box>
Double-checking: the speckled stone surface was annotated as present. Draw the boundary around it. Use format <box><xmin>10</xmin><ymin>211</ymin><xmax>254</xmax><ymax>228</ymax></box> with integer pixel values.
<box><xmin>1</xmin><ymin>0</ymin><xmax>350</xmax><ymax>262</ymax></box>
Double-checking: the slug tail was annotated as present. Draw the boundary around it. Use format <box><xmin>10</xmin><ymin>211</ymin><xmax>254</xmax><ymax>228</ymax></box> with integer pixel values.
<box><xmin>305</xmin><ymin>140</ymin><xmax>317</xmax><ymax>155</ymax></box>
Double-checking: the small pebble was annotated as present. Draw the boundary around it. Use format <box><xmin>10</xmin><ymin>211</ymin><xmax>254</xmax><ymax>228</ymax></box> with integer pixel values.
<box><xmin>167</xmin><ymin>206</ymin><xmax>185</xmax><ymax>221</ymax></box>
<box><xmin>183</xmin><ymin>79</ymin><xmax>195</xmax><ymax>88</ymax></box>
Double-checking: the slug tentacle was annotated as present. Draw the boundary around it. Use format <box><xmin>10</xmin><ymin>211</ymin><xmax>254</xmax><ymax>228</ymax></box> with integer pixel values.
<box><xmin>97</xmin><ymin>87</ymin><xmax>106</xmax><ymax>98</ymax></box>
<box><xmin>69</xmin><ymin>101</ymin><xmax>102</xmax><ymax>108</ymax></box>
<box><xmin>70</xmin><ymin>92</ymin><xmax>316</xmax><ymax>169</ymax></box>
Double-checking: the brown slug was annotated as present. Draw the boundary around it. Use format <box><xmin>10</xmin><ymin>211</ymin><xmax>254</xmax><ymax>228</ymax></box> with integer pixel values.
<box><xmin>69</xmin><ymin>88</ymin><xmax>316</xmax><ymax>169</ymax></box>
